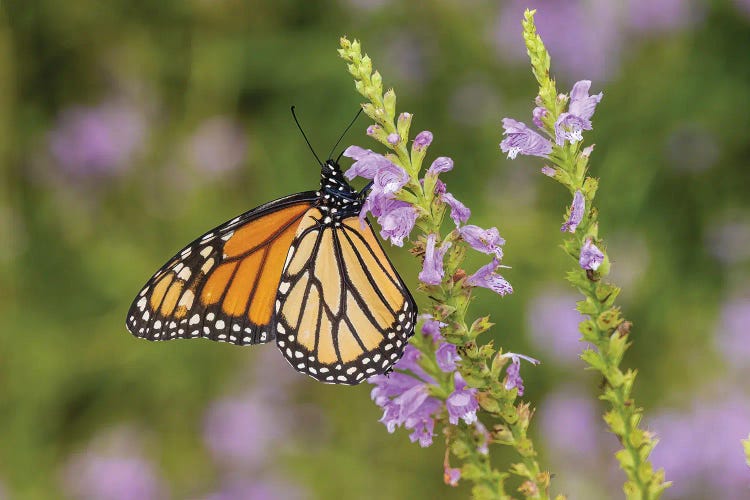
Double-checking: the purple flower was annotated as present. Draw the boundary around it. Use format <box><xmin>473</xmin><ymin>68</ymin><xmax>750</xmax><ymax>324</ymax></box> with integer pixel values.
<box><xmin>343</xmin><ymin>146</ymin><xmax>394</xmax><ymax>180</ymax></box>
<box><xmin>714</xmin><ymin>291</ymin><xmax>750</xmax><ymax>372</ymax></box>
<box><xmin>413</xmin><ymin>130</ymin><xmax>433</xmax><ymax>150</ymax></box>
<box><xmin>501</xmin><ymin>353</ymin><xmax>540</xmax><ymax>396</ymax></box>
<box><xmin>446</xmin><ymin>372</ymin><xmax>479</xmax><ymax>425</ymax></box>
<box><xmin>436</xmin><ymin>342</ymin><xmax>461</xmax><ymax>372</ymax></box>
<box><xmin>426</xmin><ymin>156</ymin><xmax>453</xmax><ymax>175</ymax></box>
<box><xmin>500</xmin><ymin>118</ymin><xmax>553</xmax><ymax>159</ymax></box>
<box><xmin>569</xmin><ymin>80</ymin><xmax>603</xmax><ymax>121</ymax></box>
<box><xmin>554</xmin><ymin>112</ymin><xmax>590</xmax><ymax>145</ymax></box>
<box><xmin>561</xmin><ymin>190</ymin><xmax>585</xmax><ymax>233</ymax></box>
<box><xmin>649</xmin><ymin>394</ymin><xmax>750</xmax><ymax>498</ymax></box>
<box><xmin>459</xmin><ymin>225</ymin><xmax>505</xmax><ymax>259</ymax></box>
<box><xmin>189</xmin><ymin>116</ymin><xmax>247</xmax><ymax>174</ymax></box>
<box><xmin>475</xmin><ymin>420</ymin><xmax>490</xmax><ymax>455</ymax></box>
<box><xmin>372</xmin><ymin>162</ymin><xmax>410</xmax><ymax>198</ymax></box>
<box><xmin>366</xmin><ymin>124</ymin><xmax>382</xmax><ymax>137</ymax></box>
<box><xmin>62</xmin><ymin>430</ymin><xmax>167</xmax><ymax>500</ymax></box>
<box><xmin>377</xmin><ymin>202</ymin><xmax>418</xmax><ymax>246</ymax></box>
<box><xmin>527</xmin><ymin>289</ymin><xmax>591</xmax><ymax>365</ymax></box>
<box><xmin>387</xmin><ymin>133</ymin><xmax>400</xmax><ymax>145</ymax></box>
<box><xmin>532</xmin><ymin>106</ymin><xmax>547</xmax><ymax>128</ymax></box>
<box><xmin>444</xmin><ymin>466</ymin><xmax>461</xmax><ymax>486</ymax></box>
<box><xmin>405</xmin><ymin>398</ymin><xmax>441</xmax><ymax>447</ymax></box>
<box><xmin>466</xmin><ymin>258</ymin><xmax>513</xmax><ymax>296</ymax></box>
<box><xmin>541</xmin><ymin>166</ymin><xmax>556</xmax><ymax>177</ymax></box>
<box><xmin>370</xmin><ymin>375</ymin><xmax>442</xmax><ymax>446</ymax></box>
<box><xmin>49</xmin><ymin>100</ymin><xmax>146</xmax><ymax>179</ymax></box>
<box><xmin>421</xmin><ymin>316</ymin><xmax>446</xmax><ymax>342</ymax></box>
<box><xmin>441</xmin><ymin>192</ymin><xmax>471</xmax><ymax>226</ymax></box>
<box><xmin>579</xmin><ymin>238</ymin><xmax>604</xmax><ymax>271</ymax></box>
<box><xmin>204</xmin><ymin>394</ymin><xmax>283</xmax><ymax>466</ymax></box>
<box><xmin>419</xmin><ymin>233</ymin><xmax>451</xmax><ymax>285</ymax></box>
<box><xmin>393</xmin><ymin>344</ymin><xmax>436</xmax><ymax>384</ymax></box>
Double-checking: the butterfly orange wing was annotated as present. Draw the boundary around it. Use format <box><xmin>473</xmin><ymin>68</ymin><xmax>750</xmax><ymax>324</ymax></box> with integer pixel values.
<box><xmin>126</xmin><ymin>193</ymin><xmax>316</xmax><ymax>345</ymax></box>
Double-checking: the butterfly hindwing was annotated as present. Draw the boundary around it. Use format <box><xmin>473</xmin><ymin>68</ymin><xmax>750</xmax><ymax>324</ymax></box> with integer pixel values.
<box><xmin>275</xmin><ymin>211</ymin><xmax>417</xmax><ymax>384</ymax></box>
<box><xmin>126</xmin><ymin>192</ymin><xmax>317</xmax><ymax>345</ymax></box>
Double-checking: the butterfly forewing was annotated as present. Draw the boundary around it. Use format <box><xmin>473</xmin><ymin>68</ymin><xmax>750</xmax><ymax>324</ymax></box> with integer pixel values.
<box><xmin>126</xmin><ymin>193</ymin><xmax>316</xmax><ymax>345</ymax></box>
<box><xmin>275</xmin><ymin>212</ymin><xmax>417</xmax><ymax>385</ymax></box>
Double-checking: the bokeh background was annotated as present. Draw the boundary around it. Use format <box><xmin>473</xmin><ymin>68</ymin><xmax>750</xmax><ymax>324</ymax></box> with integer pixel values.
<box><xmin>1</xmin><ymin>0</ymin><xmax>749</xmax><ymax>498</ymax></box>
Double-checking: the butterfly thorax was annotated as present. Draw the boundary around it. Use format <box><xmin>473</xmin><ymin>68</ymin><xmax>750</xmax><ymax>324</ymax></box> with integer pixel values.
<box><xmin>317</xmin><ymin>159</ymin><xmax>362</xmax><ymax>220</ymax></box>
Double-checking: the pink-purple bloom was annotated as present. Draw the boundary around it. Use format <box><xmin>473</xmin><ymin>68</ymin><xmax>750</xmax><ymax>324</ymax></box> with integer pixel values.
<box><xmin>377</xmin><ymin>201</ymin><xmax>418</xmax><ymax>246</ymax></box>
<box><xmin>387</xmin><ymin>132</ymin><xmax>400</xmax><ymax>145</ymax></box>
<box><xmin>343</xmin><ymin>145</ymin><xmax>394</xmax><ymax>180</ymax></box>
<box><xmin>459</xmin><ymin>225</ymin><xmax>505</xmax><ymax>259</ymax></box>
<box><xmin>446</xmin><ymin>373</ymin><xmax>479</xmax><ymax>425</ymax></box>
<box><xmin>555</xmin><ymin>81</ymin><xmax>603</xmax><ymax>145</ymax></box>
<box><xmin>444</xmin><ymin>466</ymin><xmax>461</xmax><ymax>486</ymax></box>
<box><xmin>441</xmin><ymin>192</ymin><xmax>471</xmax><ymax>226</ymax></box>
<box><xmin>421</xmin><ymin>315</ymin><xmax>446</xmax><ymax>342</ymax></box>
<box><xmin>579</xmin><ymin>238</ymin><xmax>604</xmax><ymax>271</ymax></box>
<box><xmin>532</xmin><ymin>106</ymin><xmax>547</xmax><ymax>128</ymax></box>
<box><xmin>466</xmin><ymin>258</ymin><xmax>513</xmax><ymax>296</ymax></box>
<box><xmin>413</xmin><ymin>130</ymin><xmax>433</xmax><ymax>150</ymax></box>
<box><xmin>561</xmin><ymin>190</ymin><xmax>585</xmax><ymax>233</ymax></box>
<box><xmin>419</xmin><ymin>233</ymin><xmax>451</xmax><ymax>285</ymax></box>
<box><xmin>426</xmin><ymin>156</ymin><xmax>453</xmax><ymax>175</ymax></box>
<box><xmin>502</xmin><ymin>353</ymin><xmax>540</xmax><ymax>396</ymax></box>
<box><xmin>436</xmin><ymin>342</ymin><xmax>461</xmax><ymax>372</ymax></box>
<box><xmin>500</xmin><ymin>118</ymin><xmax>553</xmax><ymax>159</ymax></box>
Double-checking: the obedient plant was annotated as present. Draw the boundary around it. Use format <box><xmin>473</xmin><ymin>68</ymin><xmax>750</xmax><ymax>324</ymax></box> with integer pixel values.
<box><xmin>499</xmin><ymin>9</ymin><xmax>671</xmax><ymax>500</ymax></box>
<box><xmin>339</xmin><ymin>38</ymin><xmax>553</xmax><ymax>500</ymax></box>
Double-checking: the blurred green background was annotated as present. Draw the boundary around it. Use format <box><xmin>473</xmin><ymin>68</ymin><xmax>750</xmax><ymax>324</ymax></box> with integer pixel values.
<box><xmin>1</xmin><ymin>1</ymin><xmax>749</xmax><ymax>499</ymax></box>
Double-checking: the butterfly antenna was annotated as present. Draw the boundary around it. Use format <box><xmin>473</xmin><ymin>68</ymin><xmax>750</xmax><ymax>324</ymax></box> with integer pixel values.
<box><xmin>291</xmin><ymin>106</ymin><xmax>323</xmax><ymax>166</ymax></box>
<box><xmin>330</xmin><ymin>107</ymin><xmax>363</xmax><ymax>162</ymax></box>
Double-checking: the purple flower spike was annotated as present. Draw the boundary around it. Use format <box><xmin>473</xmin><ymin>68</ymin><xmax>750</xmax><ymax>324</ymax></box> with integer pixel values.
<box><xmin>421</xmin><ymin>316</ymin><xmax>446</xmax><ymax>342</ymax></box>
<box><xmin>436</xmin><ymin>342</ymin><xmax>461</xmax><ymax>372</ymax></box>
<box><xmin>501</xmin><ymin>353</ymin><xmax>540</xmax><ymax>396</ymax></box>
<box><xmin>387</xmin><ymin>133</ymin><xmax>400</xmax><ymax>145</ymax></box>
<box><xmin>419</xmin><ymin>233</ymin><xmax>451</xmax><ymax>285</ymax></box>
<box><xmin>500</xmin><ymin>118</ymin><xmax>553</xmax><ymax>159</ymax></box>
<box><xmin>413</xmin><ymin>130</ymin><xmax>433</xmax><ymax>150</ymax></box>
<box><xmin>466</xmin><ymin>258</ymin><xmax>513</xmax><ymax>296</ymax></box>
<box><xmin>459</xmin><ymin>225</ymin><xmax>505</xmax><ymax>259</ymax></box>
<box><xmin>569</xmin><ymin>80</ymin><xmax>603</xmax><ymax>122</ymax></box>
<box><xmin>532</xmin><ymin>106</ymin><xmax>548</xmax><ymax>128</ymax></box>
<box><xmin>561</xmin><ymin>190</ymin><xmax>585</xmax><ymax>233</ymax></box>
<box><xmin>446</xmin><ymin>373</ymin><xmax>479</xmax><ymax>425</ymax></box>
<box><xmin>343</xmin><ymin>146</ymin><xmax>395</xmax><ymax>180</ymax></box>
<box><xmin>580</xmin><ymin>238</ymin><xmax>604</xmax><ymax>271</ymax></box>
<box><xmin>427</xmin><ymin>156</ymin><xmax>453</xmax><ymax>175</ymax></box>
<box><xmin>378</xmin><ymin>203</ymin><xmax>418</xmax><ymax>246</ymax></box>
<box><xmin>441</xmin><ymin>192</ymin><xmax>471</xmax><ymax>226</ymax></box>
<box><xmin>444</xmin><ymin>466</ymin><xmax>461</xmax><ymax>486</ymax></box>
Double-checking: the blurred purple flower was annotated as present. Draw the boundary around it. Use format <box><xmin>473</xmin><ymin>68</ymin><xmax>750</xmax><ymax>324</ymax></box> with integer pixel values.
<box><xmin>189</xmin><ymin>117</ymin><xmax>247</xmax><ymax>174</ymax></box>
<box><xmin>441</xmin><ymin>192</ymin><xmax>471</xmax><ymax>226</ymax></box>
<box><xmin>62</xmin><ymin>432</ymin><xmax>167</xmax><ymax>500</ymax></box>
<box><xmin>580</xmin><ymin>238</ymin><xmax>604</xmax><ymax>271</ymax></box>
<box><xmin>203</xmin><ymin>477</ymin><xmax>308</xmax><ymax>500</ymax></box>
<box><xmin>204</xmin><ymin>393</ymin><xmax>283</xmax><ymax>467</ymax></box>
<box><xmin>49</xmin><ymin>100</ymin><xmax>146</xmax><ymax>179</ymax></box>
<box><xmin>540</xmin><ymin>386</ymin><xmax>602</xmax><ymax>461</ymax></box>
<box><xmin>561</xmin><ymin>190</ymin><xmax>585</xmax><ymax>233</ymax></box>
<box><xmin>413</xmin><ymin>130</ymin><xmax>433</xmax><ymax>150</ymax></box>
<box><xmin>459</xmin><ymin>225</ymin><xmax>505</xmax><ymax>259</ymax></box>
<box><xmin>436</xmin><ymin>342</ymin><xmax>461</xmax><ymax>373</ymax></box>
<box><xmin>444</xmin><ymin>466</ymin><xmax>461</xmax><ymax>486</ymax></box>
<box><xmin>493</xmin><ymin>0</ymin><xmax>623</xmax><ymax>82</ymax></box>
<box><xmin>527</xmin><ymin>289</ymin><xmax>590</xmax><ymax>365</ymax></box>
<box><xmin>501</xmin><ymin>353</ymin><xmax>540</xmax><ymax>396</ymax></box>
<box><xmin>387</xmin><ymin>133</ymin><xmax>400</xmax><ymax>145</ymax></box>
<box><xmin>419</xmin><ymin>233</ymin><xmax>450</xmax><ymax>285</ymax></box>
<box><xmin>736</xmin><ymin>0</ymin><xmax>750</xmax><ymax>18</ymax></box>
<box><xmin>446</xmin><ymin>372</ymin><xmax>479</xmax><ymax>424</ymax></box>
<box><xmin>714</xmin><ymin>291</ymin><xmax>750</xmax><ymax>372</ymax></box>
<box><xmin>627</xmin><ymin>0</ymin><xmax>700</xmax><ymax>33</ymax></box>
<box><xmin>500</xmin><ymin>118</ymin><xmax>553</xmax><ymax>159</ymax></box>
<box><xmin>649</xmin><ymin>395</ymin><xmax>750</xmax><ymax>498</ymax></box>
<box><xmin>466</xmin><ymin>258</ymin><xmax>513</xmax><ymax>296</ymax></box>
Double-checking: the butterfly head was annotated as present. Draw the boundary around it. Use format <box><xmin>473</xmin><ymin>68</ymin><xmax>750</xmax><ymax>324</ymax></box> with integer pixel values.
<box><xmin>318</xmin><ymin>159</ymin><xmax>362</xmax><ymax>219</ymax></box>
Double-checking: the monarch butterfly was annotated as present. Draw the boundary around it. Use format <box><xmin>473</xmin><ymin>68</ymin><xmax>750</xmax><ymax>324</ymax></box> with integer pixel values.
<box><xmin>126</xmin><ymin>111</ymin><xmax>417</xmax><ymax>385</ymax></box>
